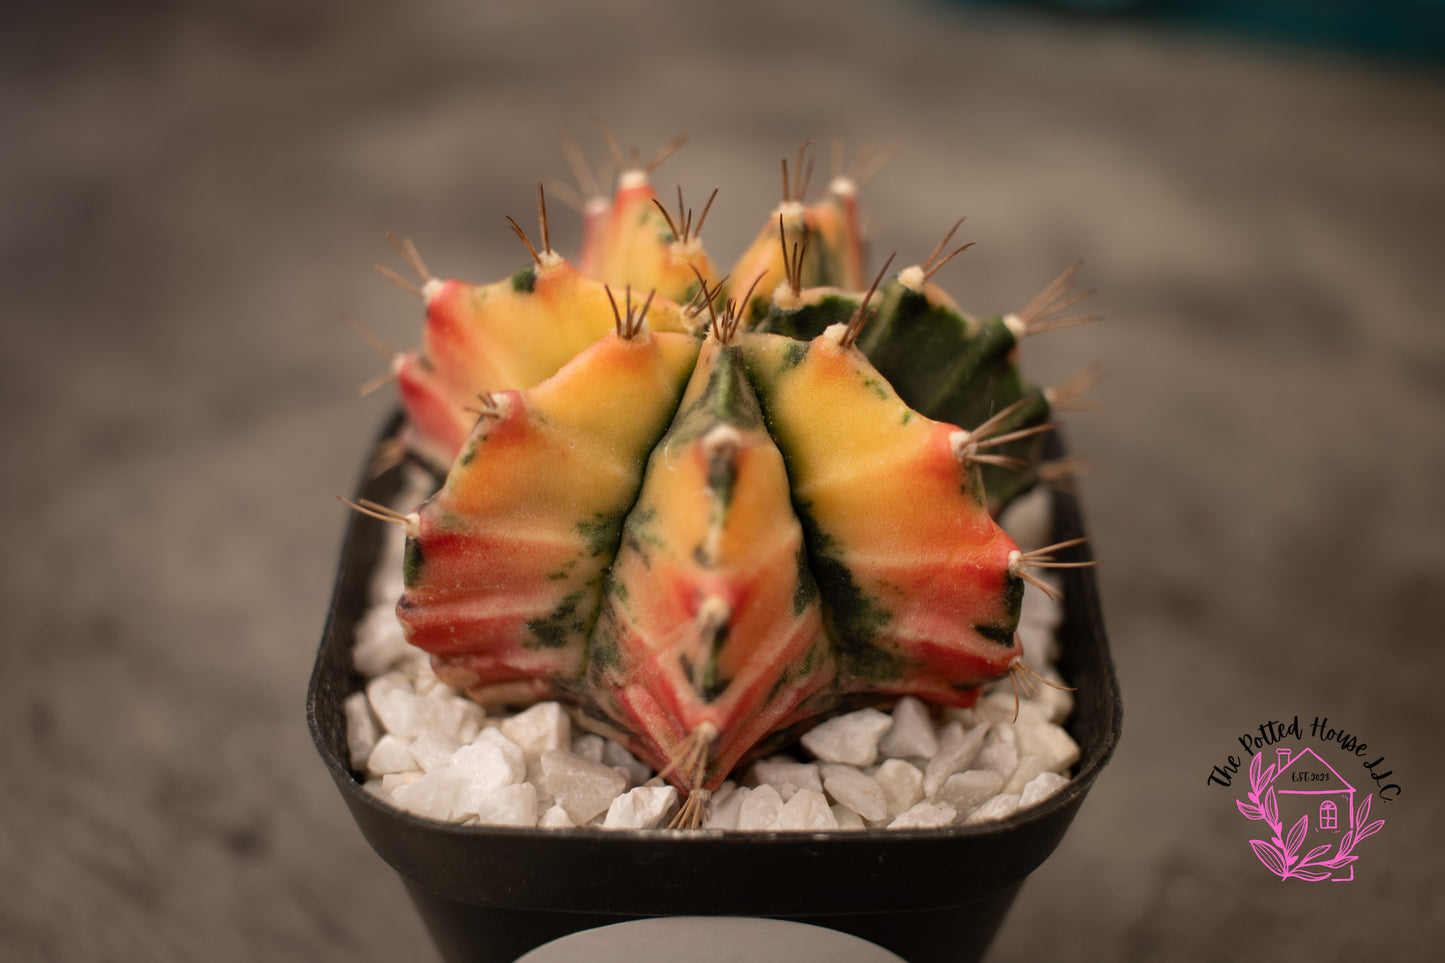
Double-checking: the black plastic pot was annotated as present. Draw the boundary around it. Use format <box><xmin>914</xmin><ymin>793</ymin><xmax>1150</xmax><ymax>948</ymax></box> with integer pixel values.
<box><xmin>308</xmin><ymin>417</ymin><xmax>1121</xmax><ymax>963</ymax></box>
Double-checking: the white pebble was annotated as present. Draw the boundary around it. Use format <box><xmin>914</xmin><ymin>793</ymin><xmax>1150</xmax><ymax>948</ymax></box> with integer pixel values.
<box><xmin>1022</xmin><ymin>722</ymin><xmax>1080</xmax><ymax>773</ymax></box>
<box><xmin>500</xmin><ymin>703</ymin><xmax>570</xmax><ymax>760</ymax></box>
<box><xmin>737</xmin><ymin>784</ymin><xmax>784</xmax><ymax>831</ymax></box>
<box><xmin>974</xmin><ymin>724</ymin><xmax>1019</xmax><ymax>780</ymax></box>
<box><xmin>474</xmin><ymin>728</ymin><xmax>527</xmax><ymax>778</ymax></box>
<box><xmin>875</xmin><ymin>759</ymin><xmax>925</xmax><ymax>817</ymax></box>
<box><xmin>353</xmin><ymin>607</ymin><xmax>414</xmax><ymax>677</ymax></box>
<box><xmin>410</xmin><ymin>670</ymin><xmax>448</xmax><ymax>698</ymax></box>
<box><xmin>391</xmin><ymin>771</ymin><xmax>461</xmax><ymax>820</ymax></box>
<box><xmin>539</xmin><ymin>749</ymin><xmax>628</xmax><ymax>825</ymax></box>
<box><xmin>750</xmin><ymin>761</ymin><xmax>823</xmax><ymax>802</ymax></box>
<box><xmin>1019</xmin><ymin>571</ymin><xmax>1062</xmax><ymax>621</ymax></box>
<box><xmin>380</xmin><ymin>771</ymin><xmax>420</xmax><ymax>794</ymax></box>
<box><xmin>997</xmin><ymin>485</ymin><xmax>1052</xmax><ymax>550</ymax></box>
<box><xmin>831</xmin><ymin>804</ymin><xmax>866</xmax><ymax>830</ymax></box>
<box><xmin>1017</xmin><ymin>576</ymin><xmax>1063</xmax><ymax>666</ymax></box>
<box><xmin>455</xmin><ymin>701</ymin><xmax>487</xmax><ymax>743</ymax></box>
<box><xmin>706</xmin><ymin>785</ymin><xmax>748</xmax><ymax>830</ymax></box>
<box><xmin>879</xmin><ymin>697</ymin><xmax>939</xmax><ymax>760</ymax></box>
<box><xmin>602</xmin><ymin>740</ymin><xmax>653</xmax><ymax>788</ymax></box>
<box><xmin>538</xmin><ymin>804</ymin><xmax>575</xmax><ymax>829</ymax></box>
<box><xmin>983</xmin><ymin>691</ymin><xmax>1047</xmax><ymax>730</ymax></box>
<box><xmin>934</xmin><ymin>770</ymin><xmax>1005</xmax><ymax>814</ymax></box>
<box><xmin>365</xmin><ymin>734</ymin><xmax>419</xmax><ymax>777</ymax></box>
<box><xmin>603</xmin><ymin>786</ymin><xmax>679</xmax><ymax>829</ymax></box>
<box><xmin>923</xmin><ymin>722</ymin><xmax>988</xmax><ymax>797</ymax></box>
<box><xmin>449</xmin><ymin>738</ymin><xmax>526</xmax><ymax>815</ymax></box>
<box><xmin>369</xmin><ymin>517</ymin><xmax>410</xmax><ymax>604</ymax></box>
<box><xmin>707</xmin><ymin>780</ymin><xmax>738</xmax><ymax>810</ymax></box>
<box><xmin>367</xmin><ymin>674</ymin><xmax>423</xmax><ymax>739</ymax></box>
<box><xmin>344</xmin><ymin>692</ymin><xmax>378</xmax><ymax>770</ymax></box>
<box><xmin>889</xmin><ymin>802</ymin><xmax>958</xmax><ymax>829</ymax></box>
<box><xmin>942</xmin><ymin>706</ymin><xmax>979</xmax><ymax>728</ymax></box>
<box><xmin>777</xmin><ymin>789</ymin><xmax>839</xmax><ymax>831</ymax></box>
<box><xmin>571</xmin><ymin>733</ymin><xmax>607</xmax><ymax>763</ymax></box>
<box><xmin>801</xmin><ymin>708</ymin><xmax>893</xmax><ymax>766</ymax></box>
<box><xmin>1004</xmin><ymin>755</ymin><xmax>1048</xmax><ymax>795</ymax></box>
<box><xmin>964</xmin><ymin>793</ymin><xmax>1020</xmax><ymax>826</ymax></box>
<box><xmin>1020</xmin><ymin>771</ymin><xmax>1071</xmax><ymax>809</ymax></box>
<box><xmin>469</xmin><ymin>783</ymin><xmax>538</xmax><ymax>827</ymax></box>
<box><xmin>1032</xmin><ymin>671</ymin><xmax>1075</xmax><ymax>724</ymax></box>
<box><xmin>408</xmin><ymin>730</ymin><xmax>462</xmax><ymax>773</ymax></box>
<box><xmin>416</xmin><ymin>694</ymin><xmax>485</xmax><ymax>746</ymax></box>
<box><xmin>819</xmin><ymin>764</ymin><xmax>887</xmax><ymax>822</ymax></box>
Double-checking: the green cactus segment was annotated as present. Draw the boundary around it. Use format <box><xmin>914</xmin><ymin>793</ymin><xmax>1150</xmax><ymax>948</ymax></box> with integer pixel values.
<box><xmin>857</xmin><ymin>292</ymin><xmax>1050</xmax><ymax>510</ymax></box>
<box><xmin>755</xmin><ymin>287</ymin><xmax>858</xmax><ymax>341</ymax></box>
<box><xmin>962</xmin><ymin>379</ymin><xmax>1052</xmax><ymax>514</ymax></box>
<box><xmin>509</xmin><ymin>266</ymin><xmax>537</xmax><ymax>293</ymax></box>
<box><xmin>740</xmin><ymin>329</ymin><xmax>1023</xmax><ymax>707</ymax></box>
<box><xmin>396</xmin><ymin>329</ymin><xmax>701</xmax><ymax>704</ymax></box>
<box><xmin>587</xmin><ymin>338</ymin><xmax>835</xmax><ymax>792</ymax></box>
<box><xmin>852</xmin><ymin>279</ymin><xmax>983</xmax><ymax>415</ymax></box>
<box><xmin>395</xmin><ymin>258</ymin><xmax>693</xmax><ymax>470</ymax></box>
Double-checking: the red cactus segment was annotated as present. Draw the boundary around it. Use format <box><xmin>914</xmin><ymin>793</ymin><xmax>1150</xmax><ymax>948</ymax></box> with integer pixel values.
<box><xmin>740</xmin><ymin>329</ymin><xmax>1024</xmax><ymax>707</ymax></box>
<box><xmin>398</xmin><ymin>329</ymin><xmax>701</xmax><ymax>704</ymax></box>
<box><xmin>395</xmin><ymin>351</ymin><xmax>474</xmax><ymax>471</ymax></box>
<box><xmin>586</xmin><ymin>339</ymin><xmax>835</xmax><ymax>794</ymax></box>
<box><xmin>575</xmin><ymin>194</ymin><xmax>611</xmax><ymax>279</ymax></box>
<box><xmin>395</xmin><ymin>260</ymin><xmax>692</xmax><ymax>468</ymax></box>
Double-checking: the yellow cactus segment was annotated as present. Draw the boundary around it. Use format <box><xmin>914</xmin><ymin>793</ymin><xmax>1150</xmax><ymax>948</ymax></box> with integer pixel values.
<box><xmin>423</xmin><ymin>258</ymin><xmax>691</xmax><ymax>399</ymax></box>
<box><xmin>740</xmin><ymin>329</ymin><xmax>993</xmax><ymax>545</ymax></box>
<box><xmin>442</xmin><ymin>329</ymin><xmax>701</xmax><ymax>521</ymax></box>
<box><xmin>739</xmin><ymin>327</ymin><xmax>1021</xmax><ymax>700</ymax></box>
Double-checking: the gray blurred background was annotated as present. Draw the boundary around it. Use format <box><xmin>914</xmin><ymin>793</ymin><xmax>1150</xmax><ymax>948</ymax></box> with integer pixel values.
<box><xmin>3</xmin><ymin>0</ymin><xmax>1443</xmax><ymax>959</ymax></box>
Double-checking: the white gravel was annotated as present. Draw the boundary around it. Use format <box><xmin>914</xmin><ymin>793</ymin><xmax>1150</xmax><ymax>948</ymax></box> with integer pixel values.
<box><xmin>350</xmin><ymin>474</ymin><xmax>1079</xmax><ymax>831</ymax></box>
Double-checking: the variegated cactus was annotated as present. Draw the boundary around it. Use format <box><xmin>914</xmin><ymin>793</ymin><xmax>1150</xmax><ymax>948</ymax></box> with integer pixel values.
<box><xmin>360</xmin><ymin>138</ymin><xmax>1094</xmax><ymax>826</ymax></box>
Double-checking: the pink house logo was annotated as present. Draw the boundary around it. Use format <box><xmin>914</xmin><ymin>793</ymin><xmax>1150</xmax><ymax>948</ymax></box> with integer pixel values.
<box><xmin>1237</xmin><ymin>746</ymin><xmax>1384</xmax><ymax>881</ymax></box>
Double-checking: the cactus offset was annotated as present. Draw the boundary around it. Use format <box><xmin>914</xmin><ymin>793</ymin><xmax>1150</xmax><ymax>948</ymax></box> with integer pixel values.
<box><xmin>370</xmin><ymin>136</ymin><xmax>1093</xmax><ymax>816</ymax></box>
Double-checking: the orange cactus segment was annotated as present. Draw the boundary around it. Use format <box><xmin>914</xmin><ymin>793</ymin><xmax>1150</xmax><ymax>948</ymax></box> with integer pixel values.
<box><xmin>806</xmin><ymin>184</ymin><xmax>865</xmax><ymax>292</ymax></box>
<box><xmin>725</xmin><ymin>202</ymin><xmax>808</xmax><ymax>325</ymax></box>
<box><xmin>739</xmin><ymin>329</ymin><xmax>1023</xmax><ymax>704</ymax></box>
<box><xmin>398</xmin><ymin>329</ymin><xmax>701</xmax><ymax>697</ymax></box>
<box><xmin>587</xmin><ymin>339</ymin><xmax>834</xmax><ymax>793</ymax></box>
<box><xmin>588</xmin><ymin>175</ymin><xmax>719</xmax><ymax>307</ymax></box>
<box><xmin>397</xmin><ymin>260</ymin><xmax>692</xmax><ymax>466</ymax></box>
